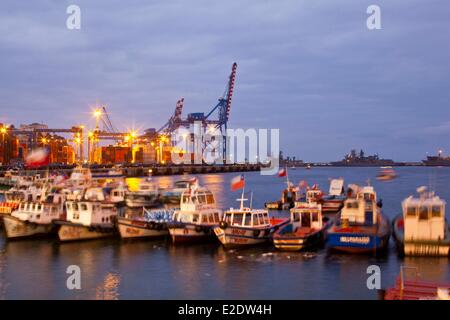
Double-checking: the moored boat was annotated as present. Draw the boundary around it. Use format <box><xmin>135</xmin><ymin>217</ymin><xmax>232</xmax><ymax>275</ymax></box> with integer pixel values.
<box><xmin>320</xmin><ymin>178</ymin><xmax>346</xmax><ymax>214</ymax></box>
<box><xmin>381</xmin><ymin>266</ymin><xmax>450</xmax><ymax>300</ymax></box>
<box><xmin>265</xmin><ymin>168</ymin><xmax>302</xmax><ymax>210</ymax></box>
<box><xmin>159</xmin><ymin>179</ymin><xmax>194</xmax><ymax>205</ymax></box>
<box><xmin>327</xmin><ymin>184</ymin><xmax>391</xmax><ymax>254</ymax></box>
<box><xmin>56</xmin><ymin>186</ymin><xmax>125</xmax><ymax>241</ymax></box>
<box><xmin>214</xmin><ymin>192</ymin><xmax>288</xmax><ymax>248</ymax></box>
<box><xmin>125</xmin><ymin>179</ymin><xmax>160</xmax><ymax>208</ymax></box>
<box><xmin>392</xmin><ymin>186</ymin><xmax>450</xmax><ymax>256</ymax></box>
<box><xmin>3</xmin><ymin>187</ymin><xmax>66</xmax><ymax>239</ymax></box>
<box><xmin>273</xmin><ymin>202</ymin><xmax>332</xmax><ymax>251</ymax></box>
<box><xmin>167</xmin><ymin>186</ymin><xmax>222</xmax><ymax>244</ymax></box>
<box><xmin>118</xmin><ymin>207</ymin><xmax>175</xmax><ymax>239</ymax></box>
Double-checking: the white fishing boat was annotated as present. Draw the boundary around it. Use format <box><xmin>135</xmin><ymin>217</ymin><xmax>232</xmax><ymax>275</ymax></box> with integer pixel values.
<box><xmin>56</xmin><ymin>186</ymin><xmax>125</xmax><ymax>241</ymax></box>
<box><xmin>393</xmin><ymin>187</ymin><xmax>450</xmax><ymax>256</ymax></box>
<box><xmin>67</xmin><ymin>165</ymin><xmax>92</xmax><ymax>187</ymax></box>
<box><xmin>3</xmin><ymin>188</ymin><xmax>65</xmax><ymax>239</ymax></box>
<box><xmin>167</xmin><ymin>186</ymin><xmax>222</xmax><ymax>244</ymax></box>
<box><xmin>0</xmin><ymin>184</ymin><xmax>46</xmax><ymax>217</ymax></box>
<box><xmin>125</xmin><ymin>179</ymin><xmax>160</xmax><ymax>208</ymax></box>
<box><xmin>160</xmin><ymin>179</ymin><xmax>194</xmax><ymax>205</ymax></box>
<box><xmin>376</xmin><ymin>166</ymin><xmax>397</xmax><ymax>181</ymax></box>
<box><xmin>214</xmin><ymin>191</ymin><xmax>288</xmax><ymax>248</ymax></box>
<box><xmin>118</xmin><ymin>207</ymin><xmax>176</xmax><ymax>239</ymax></box>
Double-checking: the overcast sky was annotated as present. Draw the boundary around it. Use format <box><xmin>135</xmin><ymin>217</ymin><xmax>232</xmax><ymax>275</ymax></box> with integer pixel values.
<box><xmin>1</xmin><ymin>0</ymin><xmax>449</xmax><ymax>161</ymax></box>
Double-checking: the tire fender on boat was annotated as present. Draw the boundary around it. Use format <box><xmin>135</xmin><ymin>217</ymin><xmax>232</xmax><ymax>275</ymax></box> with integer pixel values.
<box><xmin>219</xmin><ymin>221</ymin><xmax>228</xmax><ymax>229</ymax></box>
<box><xmin>253</xmin><ymin>229</ymin><xmax>261</xmax><ymax>237</ymax></box>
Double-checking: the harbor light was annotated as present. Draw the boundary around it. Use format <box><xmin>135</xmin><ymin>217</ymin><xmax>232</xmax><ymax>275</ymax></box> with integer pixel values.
<box><xmin>0</xmin><ymin>126</ymin><xmax>7</xmax><ymax>134</ymax></box>
<box><xmin>93</xmin><ymin>109</ymin><xmax>102</xmax><ymax>118</ymax></box>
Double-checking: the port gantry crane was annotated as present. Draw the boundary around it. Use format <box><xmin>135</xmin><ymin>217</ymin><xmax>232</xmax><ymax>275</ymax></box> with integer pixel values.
<box><xmin>88</xmin><ymin>106</ymin><xmax>133</xmax><ymax>164</ymax></box>
<box><xmin>156</xmin><ymin>62</ymin><xmax>238</xmax><ymax>162</ymax></box>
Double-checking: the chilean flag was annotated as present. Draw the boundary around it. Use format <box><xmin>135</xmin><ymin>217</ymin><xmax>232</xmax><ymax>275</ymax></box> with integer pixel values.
<box><xmin>231</xmin><ymin>174</ymin><xmax>245</xmax><ymax>191</ymax></box>
<box><xmin>25</xmin><ymin>148</ymin><xmax>50</xmax><ymax>168</ymax></box>
<box><xmin>278</xmin><ymin>168</ymin><xmax>287</xmax><ymax>177</ymax></box>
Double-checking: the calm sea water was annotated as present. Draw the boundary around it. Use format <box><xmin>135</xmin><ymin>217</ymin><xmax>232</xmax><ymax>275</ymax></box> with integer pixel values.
<box><xmin>0</xmin><ymin>167</ymin><xmax>449</xmax><ymax>299</ymax></box>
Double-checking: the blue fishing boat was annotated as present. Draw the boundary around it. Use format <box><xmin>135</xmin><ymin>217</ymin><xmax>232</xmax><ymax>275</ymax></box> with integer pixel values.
<box><xmin>327</xmin><ymin>184</ymin><xmax>390</xmax><ymax>254</ymax></box>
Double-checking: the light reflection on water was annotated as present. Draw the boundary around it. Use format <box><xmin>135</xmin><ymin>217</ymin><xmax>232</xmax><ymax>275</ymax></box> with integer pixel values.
<box><xmin>0</xmin><ymin>167</ymin><xmax>449</xmax><ymax>299</ymax></box>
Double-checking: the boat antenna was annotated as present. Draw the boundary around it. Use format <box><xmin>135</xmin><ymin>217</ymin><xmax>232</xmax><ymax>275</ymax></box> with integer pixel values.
<box><xmin>286</xmin><ymin>166</ymin><xmax>290</xmax><ymax>189</ymax></box>
<box><xmin>250</xmin><ymin>191</ymin><xmax>253</xmax><ymax>210</ymax></box>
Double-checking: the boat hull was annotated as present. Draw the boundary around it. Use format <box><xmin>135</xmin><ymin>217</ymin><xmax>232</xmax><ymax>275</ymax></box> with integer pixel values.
<box><xmin>214</xmin><ymin>226</ymin><xmax>272</xmax><ymax>248</ymax></box>
<box><xmin>168</xmin><ymin>223</ymin><xmax>216</xmax><ymax>244</ymax></box>
<box><xmin>327</xmin><ymin>231</ymin><xmax>390</xmax><ymax>253</ymax></box>
<box><xmin>57</xmin><ymin>222</ymin><xmax>116</xmax><ymax>242</ymax></box>
<box><xmin>214</xmin><ymin>219</ymin><xmax>288</xmax><ymax>248</ymax></box>
<box><xmin>3</xmin><ymin>215</ymin><xmax>56</xmax><ymax>239</ymax></box>
<box><xmin>273</xmin><ymin>224</ymin><xmax>328</xmax><ymax>251</ymax></box>
<box><xmin>117</xmin><ymin>217</ymin><xmax>168</xmax><ymax>239</ymax></box>
<box><xmin>392</xmin><ymin>215</ymin><xmax>450</xmax><ymax>257</ymax></box>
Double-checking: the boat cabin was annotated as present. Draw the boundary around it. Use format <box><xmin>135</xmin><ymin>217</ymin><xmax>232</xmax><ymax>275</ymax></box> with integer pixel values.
<box><xmin>306</xmin><ymin>188</ymin><xmax>322</xmax><ymax>203</ymax></box>
<box><xmin>341</xmin><ymin>186</ymin><xmax>377</xmax><ymax>225</ymax></box>
<box><xmin>290</xmin><ymin>203</ymin><xmax>323</xmax><ymax>230</ymax></box>
<box><xmin>69</xmin><ymin>166</ymin><xmax>92</xmax><ymax>186</ymax></box>
<box><xmin>281</xmin><ymin>186</ymin><xmax>298</xmax><ymax>204</ymax></box>
<box><xmin>180</xmin><ymin>188</ymin><xmax>217</xmax><ymax>211</ymax></box>
<box><xmin>402</xmin><ymin>191</ymin><xmax>446</xmax><ymax>241</ymax></box>
<box><xmin>173</xmin><ymin>210</ymin><xmax>221</xmax><ymax>225</ymax></box>
<box><xmin>223</xmin><ymin>208</ymin><xmax>270</xmax><ymax>228</ymax></box>
<box><xmin>172</xmin><ymin>188</ymin><xmax>221</xmax><ymax>225</ymax></box>
<box><xmin>65</xmin><ymin>201</ymin><xmax>118</xmax><ymax>226</ymax></box>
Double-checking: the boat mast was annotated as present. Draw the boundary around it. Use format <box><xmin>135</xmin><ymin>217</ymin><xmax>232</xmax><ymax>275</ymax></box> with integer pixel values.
<box><xmin>237</xmin><ymin>186</ymin><xmax>248</xmax><ymax>210</ymax></box>
<box><xmin>285</xmin><ymin>166</ymin><xmax>290</xmax><ymax>189</ymax></box>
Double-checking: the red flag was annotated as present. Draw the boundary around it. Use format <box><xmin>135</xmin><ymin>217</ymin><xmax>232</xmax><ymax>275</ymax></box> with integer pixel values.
<box><xmin>231</xmin><ymin>174</ymin><xmax>245</xmax><ymax>191</ymax></box>
<box><xmin>277</xmin><ymin>168</ymin><xmax>287</xmax><ymax>177</ymax></box>
<box><xmin>25</xmin><ymin>148</ymin><xmax>50</xmax><ymax>168</ymax></box>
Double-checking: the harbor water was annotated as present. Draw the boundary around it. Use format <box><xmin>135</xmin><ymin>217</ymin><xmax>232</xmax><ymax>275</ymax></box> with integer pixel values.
<box><xmin>0</xmin><ymin>167</ymin><xmax>449</xmax><ymax>299</ymax></box>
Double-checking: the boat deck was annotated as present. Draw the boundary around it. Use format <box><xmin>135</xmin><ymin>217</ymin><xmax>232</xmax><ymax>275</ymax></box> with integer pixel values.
<box><xmin>384</xmin><ymin>277</ymin><xmax>450</xmax><ymax>300</ymax></box>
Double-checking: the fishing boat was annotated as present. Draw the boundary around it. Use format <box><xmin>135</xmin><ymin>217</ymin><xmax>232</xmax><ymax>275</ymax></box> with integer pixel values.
<box><xmin>167</xmin><ymin>186</ymin><xmax>222</xmax><ymax>244</ymax></box>
<box><xmin>381</xmin><ymin>266</ymin><xmax>450</xmax><ymax>300</ymax></box>
<box><xmin>125</xmin><ymin>179</ymin><xmax>160</xmax><ymax>208</ymax></box>
<box><xmin>392</xmin><ymin>187</ymin><xmax>450</xmax><ymax>256</ymax></box>
<box><xmin>56</xmin><ymin>186</ymin><xmax>125</xmax><ymax>241</ymax></box>
<box><xmin>376</xmin><ymin>166</ymin><xmax>397</xmax><ymax>181</ymax></box>
<box><xmin>265</xmin><ymin>168</ymin><xmax>304</xmax><ymax>210</ymax></box>
<box><xmin>214</xmin><ymin>191</ymin><xmax>288</xmax><ymax>248</ymax></box>
<box><xmin>3</xmin><ymin>188</ymin><xmax>65</xmax><ymax>239</ymax></box>
<box><xmin>118</xmin><ymin>207</ymin><xmax>176</xmax><ymax>239</ymax></box>
<box><xmin>273</xmin><ymin>202</ymin><xmax>332</xmax><ymax>251</ymax></box>
<box><xmin>327</xmin><ymin>184</ymin><xmax>391</xmax><ymax>254</ymax></box>
<box><xmin>159</xmin><ymin>179</ymin><xmax>195</xmax><ymax>205</ymax></box>
<box><xmin>319</xmin><ymin>178</ymin><xmax>346</xmax><ymax>214</ymax></box>
<box><xmin>0</xmin><ymin>184</ymin><xmax>46</xmax><ymax>220</ymax></box>
<box><xmin>265</xmin><ymin>185</ymin><xmax>301</xmax><ymax>210</ymax></box>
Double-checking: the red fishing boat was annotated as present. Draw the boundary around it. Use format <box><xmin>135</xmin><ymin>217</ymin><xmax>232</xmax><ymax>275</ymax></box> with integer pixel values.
<box><xmin>382</xmin><ymin>266</ymin><xmax>450</xmax><ymax>300</ymax></box>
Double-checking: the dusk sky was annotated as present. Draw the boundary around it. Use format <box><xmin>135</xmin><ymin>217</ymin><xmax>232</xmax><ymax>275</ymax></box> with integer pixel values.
<box><xmin>1</xmin><ymin>0</ymin><xmax>450</xmax><ymax>162</ymax></box>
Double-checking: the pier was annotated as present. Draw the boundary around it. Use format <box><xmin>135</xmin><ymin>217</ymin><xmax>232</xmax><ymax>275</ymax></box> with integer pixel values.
<box><xmin>0</xmin><ymin>163</ymin><xmax>262</xmax><ymax>179</ymax></box>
